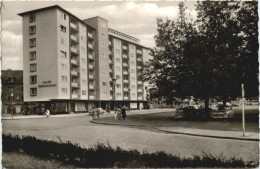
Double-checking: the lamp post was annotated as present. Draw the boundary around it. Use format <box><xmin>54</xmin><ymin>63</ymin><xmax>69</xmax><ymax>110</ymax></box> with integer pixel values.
<box><xmin>241</xmin><ymin>83</ymin><xmax>245</xmax><ymax>136</ymax></box>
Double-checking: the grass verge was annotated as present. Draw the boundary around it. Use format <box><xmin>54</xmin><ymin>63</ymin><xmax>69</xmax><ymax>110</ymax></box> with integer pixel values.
<box><xmin>3</xmin><ymin>133</ymin><xmax>258</xmax><ymax>168</ymax></box>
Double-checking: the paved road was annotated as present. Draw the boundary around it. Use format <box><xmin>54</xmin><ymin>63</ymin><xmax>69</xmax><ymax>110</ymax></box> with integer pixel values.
<box><xmin>2</xmin><ymin>114</ymin><xmax>259</xmax><ymax>164</ymax></box>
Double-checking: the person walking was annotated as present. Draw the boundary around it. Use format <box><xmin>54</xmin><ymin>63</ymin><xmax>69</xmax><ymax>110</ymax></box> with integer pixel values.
<box><xmin>121</xmin><ymin>105</ymin><xmax>127</xmax><ymax>120</ymax></box>
<box><xmin>45</xmin><ymin>108</ymin><xmax>50</xmax><ymax>118</ymax></box>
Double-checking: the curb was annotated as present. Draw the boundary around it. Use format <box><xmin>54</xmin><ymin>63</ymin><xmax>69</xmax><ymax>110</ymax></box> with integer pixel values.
<box><xmin>2</xmin><ymin>113</ymin><xmax>90</xmax><ymax>120</ymax></box>
<box><xmin>91</xmin><ymin>120</ymin><xmax>259</xmax><ymax>142</ymax></box>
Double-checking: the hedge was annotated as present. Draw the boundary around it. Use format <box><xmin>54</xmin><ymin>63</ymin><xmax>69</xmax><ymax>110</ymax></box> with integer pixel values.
<box><xmin>2</xmin><ymin>134</ymin><xmax>257</xmax><ymax>168</ymax></box>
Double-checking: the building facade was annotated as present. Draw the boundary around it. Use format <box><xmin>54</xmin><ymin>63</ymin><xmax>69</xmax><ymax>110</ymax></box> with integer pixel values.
<box><xmin>18</xmin><ymin>5</ymin><xmax>149</xmax><ymax>113</ymax></box>
<box><xmin>1</xmin><ymin>70</ymin><xmax>24</xmax><ymax>114</ymax></box>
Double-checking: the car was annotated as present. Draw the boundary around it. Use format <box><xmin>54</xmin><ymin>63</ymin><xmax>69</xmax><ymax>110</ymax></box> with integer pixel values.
<box><xmin>210</xmin><ymin>104</ymin><xmax>234</xmax><ymax>119</ymax></box>
<box><xmin>175</xmin><ymin>105</ymin><xmax>211</xmax><ymax>119</ymax></box>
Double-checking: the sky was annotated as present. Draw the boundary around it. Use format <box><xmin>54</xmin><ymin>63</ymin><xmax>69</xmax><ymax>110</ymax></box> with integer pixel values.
<box><xmin>1</xmin><ymin>1</ymin><xmax>197</xmax><ymax>70</ymax></box>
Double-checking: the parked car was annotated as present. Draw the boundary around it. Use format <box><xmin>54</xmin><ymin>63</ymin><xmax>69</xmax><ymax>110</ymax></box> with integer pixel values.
<box><xmin>174</xmin><ymin>105</ymin><xmax>211</xmax><ymax>119</ymax></box>
<box><xmin>211</xmin><ymin>103</ymin><xmax>234</xmax><ymax>119</ymax></box>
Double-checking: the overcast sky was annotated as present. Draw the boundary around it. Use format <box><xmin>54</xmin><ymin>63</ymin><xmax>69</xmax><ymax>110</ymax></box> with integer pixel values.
<box><xmin>1</xmin><ymin>1</ymin><xmax>197</xmax><ymax>70</ymax></box>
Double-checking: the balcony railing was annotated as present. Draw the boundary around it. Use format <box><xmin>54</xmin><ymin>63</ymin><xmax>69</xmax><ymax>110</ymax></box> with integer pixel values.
<box><xmin>123</xmin><ymin>71</ymin><xmax>128</xmax><ymax>75</ymax></box>
<box><xmin>123</xmin><ymin>88</ymin><xmax>129</xmax><ymax>92</ymax></box>
<box><xmin>89</xmin><ymin>65</ymin><xmax>94</xmax><ymax>70</ymax></box>
<box><xmin>123</xmin><ymin>63</ymin><xmax>128</xmax><ymax>67</ymax></box>
<box><xmin>138</xmin><ymin>89</ymin><xmax>142</xmax><ymax>92</ymax></box>
<box><xmin>71</xmin><ymin>47</ymin><xmax>79</xmax><ymax>54</ymax></box>
<box><xmin>123</xmin><ymin>54</ymin><xmax>128</xmax><ymax>59</ymax></box>
<box><xmin>71</xmin><ymin>59</ymin><xmax>78</xmax><ymax>66</ymax></box>
<box><xmin>89</xmin><ymin>54</ymin><xmax>94</xmax><ymax>60</ymax></box>
<box><xmin>137</xmin><ymin>49</ymin><xmax>143</xmax><ymax>55</ymax></box>
<box><xmin>72</xmin><ymin>94</ymin><xmax>79</xmax><ymax>99</ymax></box>
<box><xmin>138</xmin><ymin>81</ymin><xmax>142</xmax><ymax>85</ymax></box>
<box><xmin>137</xmin><ymin>58</ymin><xmax>142</xmax><ymax>62</ymax></box>
<box><xmin>110</xmin><ymin>96</ymin><xmax>113</xmax><ymax>100</ymax></box>
<box><xmin>110</xmin><ymin>87</ymin><xmax>113</xmax><ymax>91</ymax></box>
<box><xmin>123</xmin><ymin>80</ymin><xmax>129</xmax><ymax>83</ymax></box>
<box><xmin>109</xmin><ymin>51</ymin><xmax>112</xmax><ymax>55</ymax></box>
<box><xmin>109</xmin><ymin>41</ymin><xmax>112</xmax><ymax>46</ymax></box>
<box><xmin>88</xmin><ymin>44</ymin><xmax>93</xmax><ymax>50</ymax></box>
<box><xmin>89</xmin><ymin>85</ymin><xmax>94</xmax><ymax>90</ymax></box>
<box><xmin>138</xmin><ymin>97</ymin><xmax>143</xmax><ymax>100</ymax></box>
<box><xmin>109</xmin><ymin>60</ymin><xmax>112</xmax><ymax>64</ymax></box>
<box><xmin>72</xmin><ymin>82</ymin><xmax>79</xmax><ymax>88</ymax></box>
<box><xmin>124</xmin><ymin>96</ymin><xmax>129</xmax><ymax>100</ymax></box>
<box><xmin>88</xmin><ymin>32</ymin><xmax>93</xmax><ymax>39</ymax></box>
<box><xmin>71</xmin><ymin>71</ymin><xmax>78</xmax><ymax>76</ymax></box>
<box><xmin>89</xmin><ymin>75</ymin><xmax>94</xmax><ymax>79</ymax></box>
<box><xmin>70</xmin><ymin>23</ymin><xmax>78</xmax><ymax>31</ymax></box>
<box><xmin>71</xmin><ymin>35</ymin><xmax>78</xmax><ymax>43</ymax></box>
<box><xmin>89</xmin><ymin>95</ymin><xmax>95</xmax><ymax>99</ymax></box>
<box><xmin>137</xmin><ymin>66</ymin><xmax>142</xmax><ymax>69</ymax></box>
<box><xmin>122</xmin><ymin>46</ymin><xmax>128</xmax><ymax>50</ymax></box>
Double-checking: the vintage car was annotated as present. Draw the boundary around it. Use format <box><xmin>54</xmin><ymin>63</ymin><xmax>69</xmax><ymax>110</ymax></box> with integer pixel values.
<box><xmin>174</xmin><ymin>105</ymin><xmax>211</xmax><ymax>119</ymax></box>
<box><xmin>210</xmin><ymin>103</ymin><xmax>234</xmax><ymax>119</ymax></box>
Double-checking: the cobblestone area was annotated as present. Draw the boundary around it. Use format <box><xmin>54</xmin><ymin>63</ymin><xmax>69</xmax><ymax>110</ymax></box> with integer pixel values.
<box><xmin>2</xmin><ymin>112</ymin><xmax>259</xmax><ymax>164</ymax></box>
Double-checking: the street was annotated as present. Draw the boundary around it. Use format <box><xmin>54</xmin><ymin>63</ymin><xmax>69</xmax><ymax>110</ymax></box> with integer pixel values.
<box><xmin>2</xmin><ymin>113</ymin><xmax>259</xmax><ymax>164</ymax></box>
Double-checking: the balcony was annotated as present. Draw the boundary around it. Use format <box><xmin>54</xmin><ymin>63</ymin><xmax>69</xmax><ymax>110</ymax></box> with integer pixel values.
<box><xmin>70</xmin><ymin>23</ymin><xmax>78</xmax><ymax>31</ymax></box>
<box><xmin>89</xmin><ymin>95</ymin><xmax>95</xmax><ymax>99</ymax></box>
<box><xmin>109</xmin><ymin>69</ymin><xmax>113</xmax><ymax>73</ymax></box>
<box><xmin>123</xmin><ymin>54</ymin><xmax>128</xmax><ymax>59</ymax></box>
<box><xmin>89</xmin><ymin>54</ymin><xmax>94</xmax><ymax>60</ymax></box>
<box><xmin>110</xmin><ymin>96</ymin><xmax>113</xmax><ymax>100</ymax></box>
<box><xmin>137</xmin><ymin>58</ymin><xmax>142</xmax><ymax>62</ymax></box>
<box><xmin>123</xmin><ymin>80</ymin><xmax>129</xmax><ymax>83</ymax></box>
<box><xmin>88</xmin><ymin>32</ymin><xmax>93</xmax><ymax>39</ymax></box>
<box><xmin>137</xmin><ymin>66</ymin><xmax>142</xmax><ymax>69</ymax></box>
<box><xmin>137</xmin><ymin>49</ymin><xmax>143</xmax><ymax>55</ymax></box>
<box><xmin>89</xmin><ymin>85</ymin><xmax>94</xmax><ymax>90</ymax></box>
<box><xmin>123</xmin><ymin>71</ymin><xmax>128</xmax><ymax>75</ymax></box>
<box><xmin>71</xmin><ymin>70</ymin><xmax>78</xmax><ymax>77</ymax></box>
<box><xmin>109</xmin><ymin>60</ymin><xmax>112</xmax><ymax>64</ymax></box>
<box><xmin>109</xmin><ymin>51</ymin><xmax>112</xmax><ymax>55</ymax></box>
<box><xmin>72</xmin><ymin>82</ymin><xmax>79</xmax><ymax>88</ymax></box>
<box><xmin>89</xmin><ymin>75</ymin><xmax>94</xmax><ymax>79</ymax></box>
<box><xmin>72</xmin><ymin>94</ymin><xmax>79</xmax><ymax>99</ymax></box>
<box><xmin>89</xmin><ymin>65</ymin><xmax>94</xmax><ymax>70</ymax></box>
<box><xmin>124</xmin><ymin>96</ymin><xmax>129</xmax><ymax>100</ymax></box>
<box><xmin>71</xmin><ymin>59</ymin><xmax>78</xmax><ymax>66</ymax></box>
<box><xmin>138</xmin><ymin>89</ymin><xmax>142</xmax><ymax>92</ymax></box>
<box><xmin>109</xmin><ymin>41</ymin><xmax>112</xmax><ymax>46</ymax></box>
<box><xmin>123</xmin><ymin>88</ymin><xmax>129</xmax><ymax>92</ymax></box>
<box><xmin>71</xmin><ymin>35</ymin><xmax>78</xmax><ymax>43</ymax></box>
<box><xmin>138</xmin><ymin>97</ymin><xmax>143</xmax><ymax>100</ymax></box>
<box><xmin>110</xmin><ymin>87</ymin><xmax>113</xmax><ymax>91</ymax></box>
<box><xmin>138</xmin><ymin>81</ymin><xmax>142</xmax><ymax>85</ymax></box>
<box><xmin>71</xmin><ymin>47</ymin><xmax>79</xmax><ymax>55</ymax></box>
<box><xmin>122</xmin><ymin>45</ymin><xmax>128</xmax><ymax>50</ymax></box>
<box><xmin>88</xmin><ymin>44</ymin><xmax>93</xmax><ymax>50</ymax></box>
<box><xmin>123</xmin><ymin>63</ymin><xmax>128</xmax><ymax>67</ymax></box>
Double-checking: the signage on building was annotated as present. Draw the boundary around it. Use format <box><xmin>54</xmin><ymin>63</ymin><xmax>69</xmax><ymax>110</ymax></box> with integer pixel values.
<box><xmin>39</xmin><ymin>80</ymin><xmax>56</xmax><ymax>88</ymax></box>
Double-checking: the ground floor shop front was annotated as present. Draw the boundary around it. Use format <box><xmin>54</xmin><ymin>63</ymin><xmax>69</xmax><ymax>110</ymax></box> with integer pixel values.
<box><xmin>24</xmin><ymin>100</ymin><xmax>148</xmax><ymax>114</ymax></box>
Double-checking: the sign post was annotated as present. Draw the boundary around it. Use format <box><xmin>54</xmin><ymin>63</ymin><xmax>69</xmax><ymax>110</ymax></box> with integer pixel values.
<box><xmin>241</xmin><ymin>83</ymin><xmax>245</xmax><ymax>137</ymax></box>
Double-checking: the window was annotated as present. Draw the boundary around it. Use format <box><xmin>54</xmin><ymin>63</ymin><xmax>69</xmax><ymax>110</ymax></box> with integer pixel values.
<box><xmin>30</xmin><ymin>64</ymin><xmax>37</xmax><ymax>72</ymax></box>
<box><xmin>131</xmin><ymin>69</ymin><xmax>135</xmax><ymax>73</ymax></box>
<box><xmin>8</xmin><ymin>96</ymin><xmax>14</xmax><ymax>102</ymax></box>
<box><xmin>30</xmin><ymin>51</ymin><xmax>36</xmax><ymax>60</ymax></box>
<box><xmin>131</xmin><ymin>77</ymin><xmax>136</xmax><ymax>81</ymax></box>
<box><xmin>131</xmin><ymin>53</ymin><xmax>134</xmax><ymax>58</ymax></box>
<box><xmin>81</xmin><ymin>58</ymin><xmax>86</xmax><ymax>64</ymax></box>
<box><xmin>116</xmin><ymin>84</ymin><xmax>121</xmax><ymax>88</ymax></box>
<box><xmin>7</xmin><ymin>78</ymin><xmax>15</xmax><ymax>82</ymax></box>
<box><xmin>60</xmin><ymin>25</ymin><xmax>66</xmax><ymax>32</ymax></box>
<box><xmin>29</xmin><ymin>13</ymin><xmax>36</xmax><ymax>22</ymax></box>
<box><xmin>131</xmin><ymin>85</ymin><xmax>135</xmax><ymax>89</ymax></box>
<box><xmin>116</xmin><ymin>66</ymin><xmax>120</xmax><ymax>71</ymax></box>
<box><xmin>102</xmin><ymin>91</ymin><xmax>108</xmax><ymax>96</ymax></box>
<box><xmin>29</xmin><ymin>26</ymin><xmax>36</xmax><ymax>34</ymax></box>
<box><xmin>131</xmin><ymin>61</ymin><xmax>135</xmax><ymax>65</ymax></box>
<box><xmin>61</xmin><ymin>51</ymin><xmax>66</xmax><ymax>58</ymax></box>
<box><xmin>82</xmin><ymin>79</ymin><xmax>87</xmax><ymax>85</ymax></box>
<box><xmin>101</xmin><ymin>53</ymin><xmax>107</xmax><ymax>58</ymax></box>
<box><xmin>115</xmin><ymin>49</ymin><xmax>120</xmax><ymax>55</ymax></box>
<box><xmin>116</xmin><ymin>75</ymin><xmax>121</xmax><ymax>80</ymax></box>
<box><xmin>30</xmin><ymin>88</ymin><xmax>37</xmax><ymax>96</ymax></box>
<box><xmin>30</xmin><ymin>75</ymin><xmax>37</xmax><ymax>84</ymax></box>
<box><xmin>61</xmin><ymin>76</ymin><xmax>67</xmax><ymax>82</ymax></box>
<box><xmin>116</xmin><ymin>92</ymin><xmax>121</xmax><ymax>96</ymax></box>
<box><xmin>30</xmin><ymin>38</ymin><xmax>36</xmax><ymax>47</ymax></box>
<box><xmin>82</xmin><ymin>90</ymin><xmax>87</xmax><ymax>95</ymax></box>
<box><xmin>64</xmin><ymin>14</ymin><xmax>66</xmax><ymax>20</ymax></box>
<box><xmin>61</xmin><ymin>63</ymin><xmax>67</xmax><ymax>70</ymax></box>
<box><xmin>8</xmin><ymin>87</ymin><xmax>14</xmax><ymax>92</ymax></box>
<box><xmin>101</xmin><ymin>32</ymin><xmax>106</xmax><ymax>37</ymax></box>
<box><xmin>116</xmin><ymin>58</ymin><xmax>121</xmax><ymax>62</ymax></box>
<box><xmin>82</xmin><ymin>69</ymin><xmax>86</xmax><ymax>74</ymax></box>
<box><xmin>101</xmin><ymin>62</ymin><xmax>108</xmax><ymax>68</ymax></box>
<box><xmin>102</xmin><ymin>82</ymin><xmax>107</xmax><ymax>86</ymax></box>
<box><xmin>101</xmin><ymin>42</ymin><xmax>106</xmax><ymax>48</ymax></box>
<box><xmin>62</xmin><ymin>88</ymin><xmax>67</xmax><ymax>94</ymax></box>
<box><xmin>102</xmin><ymin>72</ymin><xmax>108</xmax><ymax>77</ymax></box>
<box><xmin>61</xmin><ymin>38</ymin><xmax>66</xmax><ymax>46</ymax></box>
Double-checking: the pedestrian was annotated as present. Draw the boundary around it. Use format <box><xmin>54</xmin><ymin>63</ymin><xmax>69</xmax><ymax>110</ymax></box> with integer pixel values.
<box><xmin>45</xmin><ymin>108</ymin><xmax>50</xmax><ymax>118</ymax></box>
<box><xmin>90</xmin><ymin>106</ymin><xmax>95</xmax><ymax>120</ymax></box>
<box><xmin>121</xmin><ymin>105</ymin><xmax>127</xmax><ymax>120</ymax></box>
<box><xmin>96</xmin><ymin>108</ymin><xmax>100</xmax><ymax>120</ymax></box>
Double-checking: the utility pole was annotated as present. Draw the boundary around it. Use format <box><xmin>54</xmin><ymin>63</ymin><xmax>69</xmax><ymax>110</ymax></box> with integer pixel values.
<box><xmin>241</xmin><ymin>83</ymin><xmax>245</xmax><ymax>136</ymax></box>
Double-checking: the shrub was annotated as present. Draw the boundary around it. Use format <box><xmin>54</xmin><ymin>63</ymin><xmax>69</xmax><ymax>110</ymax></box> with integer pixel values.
<box><xmin>2</xmin><ymin>134</ymin><xmax>258</xmax><ymax>168</ymax></box>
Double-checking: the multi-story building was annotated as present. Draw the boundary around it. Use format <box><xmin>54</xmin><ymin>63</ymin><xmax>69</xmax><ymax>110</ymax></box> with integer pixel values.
<box><xmin>1</xmin><ymin>69</ymin><xmax>24</xmax><ymax>114</ymax></box>
<box><xmin>18</xmin><ymin>5</ymin><xmax>149</xmax><ymax>113</ymax></box>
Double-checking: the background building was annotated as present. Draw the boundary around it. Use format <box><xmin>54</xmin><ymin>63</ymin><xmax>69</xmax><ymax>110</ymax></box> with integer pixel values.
<box><xmin>1</xmin><ymin>69</ymin><xmax>24</xmax><ymax>114</ymax></box>
<box><xmin>19</xmin><ymin>5</ymin><xmax>149</xmax><ymax>113</ymax></box>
